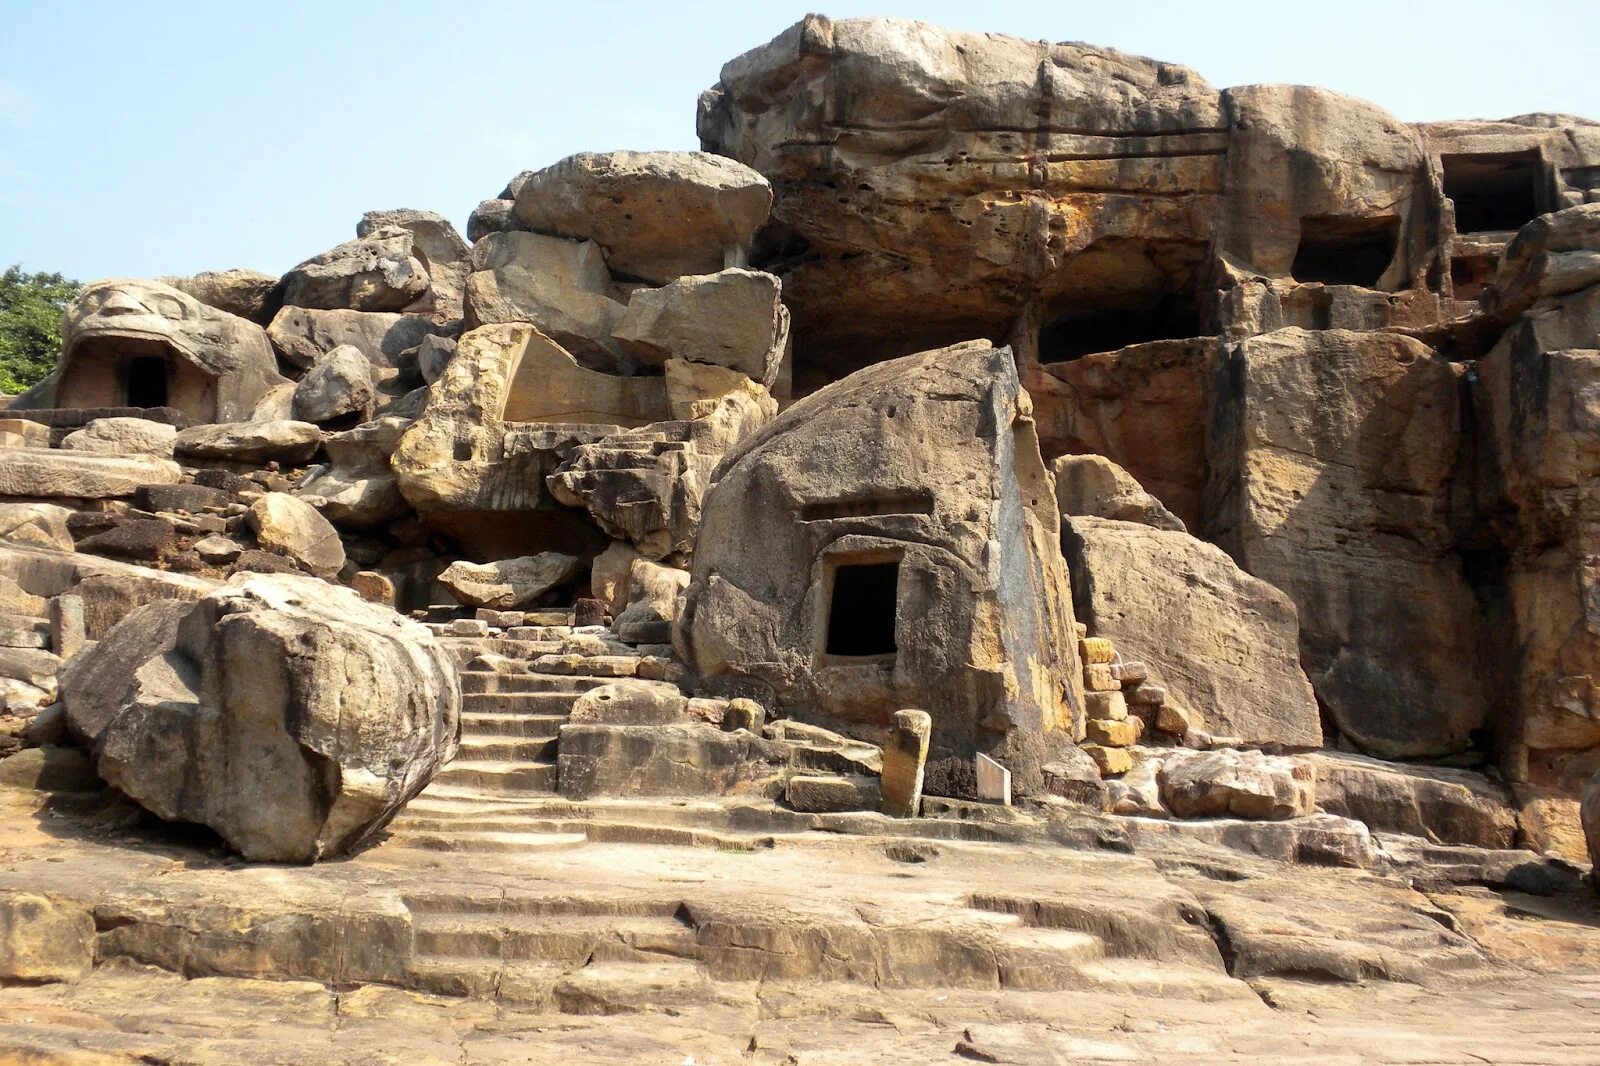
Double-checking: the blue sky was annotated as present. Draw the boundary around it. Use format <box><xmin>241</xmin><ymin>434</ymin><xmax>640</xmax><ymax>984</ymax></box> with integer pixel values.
<box><xmin>3</xmin><ymin>0</ymin><xmax>1596</xmax><ymax>282</ymax></box>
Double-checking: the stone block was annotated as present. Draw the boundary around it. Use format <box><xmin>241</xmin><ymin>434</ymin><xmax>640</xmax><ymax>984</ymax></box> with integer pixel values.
<box><xmin>1085</xmin><ymin>690</ymin><xmax>1127</xmax><ymax>721</ymax></box>
<box><xmin>1084</xmin><ymin>663</ymin><xmax>1121</xmax><ymax>691</ymax></box>
<box><xmin>1084</xmin><ymin>717</ymin><xmax>1141</xmax><ymax>747</ymax></box>
<box><xmin>1079</xmin><ymin>637</ymin><xmax>1116</xmax><ymax>664</ymax></box>
<box><xmin>1083</xmin><ymin>744</ymin><xmax>1132</xmax><ymax>776</ymax></box>
<box><xmin>786</xmin><ymin>774</ymin><xmax>880</xmax><ymax>813</ymax></box>
<box><xmin>722</xmin><ymin>698</ymin><xmax>765</xmax><ymax>733</ymax></box>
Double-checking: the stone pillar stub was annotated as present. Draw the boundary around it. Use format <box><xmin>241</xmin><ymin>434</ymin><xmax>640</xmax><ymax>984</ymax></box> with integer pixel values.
<box><xmin>881</xmin><ymin>709</ymin><xmax>932</xmax><ymax>818</ymax></box>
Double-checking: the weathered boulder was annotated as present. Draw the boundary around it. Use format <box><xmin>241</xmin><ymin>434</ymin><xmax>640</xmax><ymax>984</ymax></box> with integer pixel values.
<box><xmin>245</xmin><ymin>493</ymin><xmax>346</xmax><ymax>577</ymax></box>
<box><xmin>1484</xmin><ymin>203</ymin><xmax>1600</xmax><ymax>321</ymax></box>
<box><xmin>266</xmin><ymin>306</ymin><xmax>452</xmax><ymax>370</ymax></box>
<box><xmin>570</xmin><ymin>679</ymin><xmax>688</xmax><ymax>725</ymax></box>
<box><xmin>281</xmin><ymin>227</ymin><xmax>429</xmax><ymax>312</ymax></box>
<box><xmin>1207</xmin><ymin>328</ymin><xmax>1483</xmax><ymax>759</ymax></box>
<box><xmin>0</xmin><ymin>451</ymin><xmax>183</xmax><ymax>500</ymax></box>
<box><xmin>462</xmin><ymin>231</ymin><xmax>629</xmax><ymax>366</ymax></box>
<box><xmin>1061</xmin><ymin>516</ymin><xmax>1321</xmax><ymax>748</ymax></box>
<box><xmin>0</xmin><ymin>418</ymin><xmax>49</xmax><ymax>449</ymax></box>
<box><xmin>513</xmin><ymin>151</ymin><xmax>771</xmax><ymax>283</ymax></box>
<box><xmin>291</xmin><ymin>344</ymin><xmax>375</xmax><ymax>427</ymax></box>
<box><xmin>294</xmin><ymin>417</ymin><xmax>408</xmax><ymax>529</ymax></box>
<box><xmin>8</xmin><ymin>279</ymin><xmax>288</xmax><ymax>424</ymax></box>
<box><xmin>1304</xmin><ymin>752</ymin><xmax>1517</xmax><ymax>849</ymax></box>
<box><xmin>1158</xmin><ymin>749</ymin><xmax>1316</xmax><ymax>820</ymax></box>
<box><xmin>0</xmin><ymin>504</ymin><xmax>74</xmax><ymax>552</ymax></box>
<box><xmin>467</xmin><ymin>198</ymin><xmax>517</xmax><ymax>243</ymax></box>
<box><xmin>1053</xmin><ymin>455</ymin><xmax>1184</xmax><ymax>531</ymax></box>
<box><xmin>59</xmin><ymin>417</ymin><xmax>177</xmax><ymax>457</ymax></box>
<box><xmin>164</xmin><ymin>268</ymin><xmax>282</xmax><ymax>323</ymax></box>
<box><xmin>612</xmin><ymin>268</ymin><xmax>789</xmax><ymax>386</ymax></box>
<box><xmin>77</xmin><ymin>518</ymin><xmax>176</xmax><ymax>562</ymax></box>
<box><xmin>613</xmin><ymin>559</ymin><xmax>689</xmax><ymax>643</ymax></box>
<box><xmin>58</xmin><ymin>575</ymin><xmax>460</xmax><ymax>862</ymax></box>
<box><xmin>175</xmin><ymin>421</ymin><xmax>322</xmax><ymax>466</ymax></box>
<box><xmin>679</xmin><ymin>341</ymin><xmax>1082</xmax><ymax>797</ymax></box>
<box><xmin>355</xmin><ymin>208</ymin><xmax>470</xmax><ymax>318</ymax></box>
<box><xmin>438</xmin><ymin>552</ymin><xmax>586</xmax><ymax>609</ymax></box>
<box><xmin>414</xmin><ymin>334</ymin><xmax>456</xmax><ymax>385</ymax></box>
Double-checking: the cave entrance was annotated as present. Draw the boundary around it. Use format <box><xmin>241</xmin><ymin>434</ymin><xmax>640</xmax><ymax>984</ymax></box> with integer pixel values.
<box><xmin>1442</xmin><ymin>152</ymin><xmax>1545</xmax><ymax>234</ymax></box>
<box><xmin>1292</xmin><ymin>215</ymin><xmax>1400</xmax><ymax>287</ymax></box>
<box><xmin>124</xmin><ymin>356</ymin><xmax>169</xmax><ymax>409</ymax></box>
<box><xmin>1037</xmin><ymin>292</ymin><xmax>1201</xmax><ymax>365</ymax></box>
<box><xmin>824</xmin><ymin>559</ymin><xmax>900</xmax><ymax>658</ymax></box>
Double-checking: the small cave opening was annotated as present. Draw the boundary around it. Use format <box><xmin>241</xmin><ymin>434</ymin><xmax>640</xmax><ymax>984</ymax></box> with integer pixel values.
<box><xmin>124</xmin><ymin>355</ymin><xmax>170</xmax><ymax>409</ymax></box>
<box><xmin>1442</xmin><ymin>152</ymin><xmax>1545</xmax><ymax>234</ymax></box>
<box><xmin>1291</xmin><ymin>215</ymin><xmax>1400</xmax><ymax>288</ymax></box>
<box><xmin>825</xmin><ymin>560</ymin><xmax>900</xmax><ymax>657</ymax></box>
<box><xmin>1037</xmin><ymin>292</ymin><xmax>1202</xmax><ymax>364</ymax></box>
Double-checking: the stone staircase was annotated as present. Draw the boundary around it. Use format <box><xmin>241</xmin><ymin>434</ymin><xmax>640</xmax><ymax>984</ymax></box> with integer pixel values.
<box><xmin>383</xmin><ymin>609</ymin><xmax>690</xmax><ymax>853</ymax></box>
<box><xmin>394</xmin><ymin>881</ymin><xmax>1239</xmax><ymax>1007</ymax></box>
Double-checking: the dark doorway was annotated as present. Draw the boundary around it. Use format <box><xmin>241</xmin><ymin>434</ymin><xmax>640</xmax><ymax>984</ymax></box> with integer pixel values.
<box><xmin>125</xmin><ymin>356</ymin><xmax>169</xmax><ymax>408</ymax></box>
<box><xmin>1442</xmin><ymin>152</ymin><xmax>1544</xmax><ymax>234</ymax></box>
<box><xmin>1292</xmin><ymin>215</ymin><xmax>1400</xmax><ymax>287</ymax></box>
<box><xmin>1037</xmin><ymin>293</ymin><xmax>1201</xmax><ymax>364</ymax></box>
<box><xmin>825</xmin><ymin>561</ymin><xmax>899</xmax><ymax>657</ymax></box>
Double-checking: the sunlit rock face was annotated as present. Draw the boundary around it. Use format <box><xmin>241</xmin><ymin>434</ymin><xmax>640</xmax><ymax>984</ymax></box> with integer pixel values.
<box><xmin>26</xmin><ymin>279</ymin><xmax>286</xmax><ymax>423</ymax></box>
<box><xmin>678</xmin><ymin>340</ymin><xmax>1084</xmax><ymax>799</ymax></box>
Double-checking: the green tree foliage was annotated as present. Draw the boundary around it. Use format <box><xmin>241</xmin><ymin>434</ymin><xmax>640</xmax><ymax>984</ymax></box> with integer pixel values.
<box><xmin>0</xmin><ymin>266</ymin><xmax>81</xmax><ymax>395</ymax></box>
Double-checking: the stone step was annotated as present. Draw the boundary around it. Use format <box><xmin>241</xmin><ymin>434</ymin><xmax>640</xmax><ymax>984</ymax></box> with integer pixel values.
<box><xmin>385</xmin><ymin>830</ymin><xmax>587</xmax><ymax>855</ymax></box>
<box><xmin>409</xmin><ymin>782</ymin><xmax>566</xmax><ymax>806</ymax></box>
<box><xmin>460</xmin><ymin>671</ymin><xmax>608</xmax><ymax>695</ymax></box>
<box><xmin>529</xmin><ymin>653</ymin><xmax>647</xmax><ymax>677</ymax></box>
<box><xmin>445</xmin><ymin>639</ymin><xmax>566</xmax><ymax>664</ymax></box>
<box><xmin>461</xmin><ymin>690</ymin><xmax>581</xmax><ymax>714</ymax></box>
<box><xmin>459</xmin><ymin>711</ymin><xmax>569</xmax><ymax>737</ymax></box>
<box><xmin>411</xmin><ymin>913</ymin><xmax>697</xmax><ymax>965</ymax></box>
<box><xmin>434</xmin><ymin>759</ymin><xmax>557</xmax><ymax>792</ymax></box>
<box><xmin>457</xmin><ymin>736</ymin><xmax>558</xmax><ymax>761</ymax></box>
<box><xmin>387</xmin><ymin>811</ymin><xmax>772</xmax><ymax>850</ymax></box>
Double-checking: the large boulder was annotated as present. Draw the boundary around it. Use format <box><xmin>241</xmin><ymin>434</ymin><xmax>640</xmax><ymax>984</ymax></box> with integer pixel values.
<box><xmin>1207</xmin><ymin>328</ymin><xmax>1484</xmax><ymax>759</ymax></box>
<box><xmin>1304</xmin><ymin>752</ymin><xmax>1517</xmax><ymax>849</ymax></box>
<box><xmin>291</xmin><ymin>345</ymin><xmax>375</xmax><ymax>427</ymax></box>
<box><xmin>59</xmin><ymin>417</ymin><xmax>177</xmax><ymax>458</ymax></box>
<box><xmin>679</xmin><ymin>340</ymin><xmax>1083</xmax><ymax>797</ymax></box>
<box><xmin>246</xmin><ymin>493</ymin><xmax>346</xmax><ymax>578</ymax></box>
<box><xmin>438</xmin><ymin>552</ymin><xmax>586</xmax><ymax>610</ymax></box>
<box><xmin>462</xmin><ymin>231</ymin><xmax>629</xmax><ymax>367</ymax></box>
<box><xmin>512</xmin><ymin>151</ymin><xmax>771</xmax><ymax>283</ymax></box>
<box><xmin>611</xmin><ymin>268</ymin><xmax>789</xmax><ymax>386</ymax></box>
<box><xmin>164</xmin><ymin>268</ymin><xmax>282</xmax><ymax>324</ymax></box>
<box><xmin>1061</xmin><ymin>516</ymin><xmax>1321</xmax><ymax>748</ymax></box>
<box><xmin>281</xmin><ymin>227</ymin><xmax>429</xmax><ymax>312</ymax></box>
<box><xmin>266</xmin><ymin>306</ymin><xmax>453</xmax><ymax>371</ymax></box>
<box><xmin>1157</xmin><ymin>748</ymin><xmax>1316</xmax><ymax>821</ymax></box>
<box><xmin>356</xmin><ymin>208</ymin><xmax>471</xmax><ymax>319</ymax></box>
<box><xmin>58</xmin><ymin>575</ymin><xmax>460</xmax><ymax>862</ymax></box>
<box><xmin>175</xmin><ymin>421</ymin><xmax>322</xmax><ymax>466</ymax></box>
<box><xmin>294</xmin><ymin>418</ymin><xmax>409</xmax><ymax>529</ymax></box>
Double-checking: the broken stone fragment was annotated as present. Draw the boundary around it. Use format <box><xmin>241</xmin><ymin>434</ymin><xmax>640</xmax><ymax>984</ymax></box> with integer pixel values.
<box><xmin>439</xmin><ymin>552</ymin><xmax>586</xmax><ymax>610</ymax></box>
<box><xmin>463</xmin><ymin>231</ymin><xmax>629</xmax><ymax>367</ymax></box>
<box><xmin>0</xmin><ymin>452</ymin><xmax>184</xmax><ymax>501</ymax></box>
<box><xmin>267</xmin><ymin>305</ymin><xmax>453</xmax><ymax>371</ymax></box>
<box><xmin>0</xmin><ymin>503</ymin><xmax>75</xmax><ymax>552</ymax></box>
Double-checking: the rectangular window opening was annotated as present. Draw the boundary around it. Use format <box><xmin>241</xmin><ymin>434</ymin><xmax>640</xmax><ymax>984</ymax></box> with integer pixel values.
<box><xmin>1442</xmin><ymin>152</ymin><xmax>1544</xmax><ymax>234</ymax></box>
<box><xmin>1292</xmin><ymin>215</ymin><xmax>1400</xmax><ymax>288</ymax></box>
<box><xmin>125</xmin><ymin>356</ymin><xmax>169</xmax><ymax>409</ymax></box>
<box><xmin>825</xmin><ymin>560</ymin><xmax>900</xmax><ymax>657</ymax></box>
